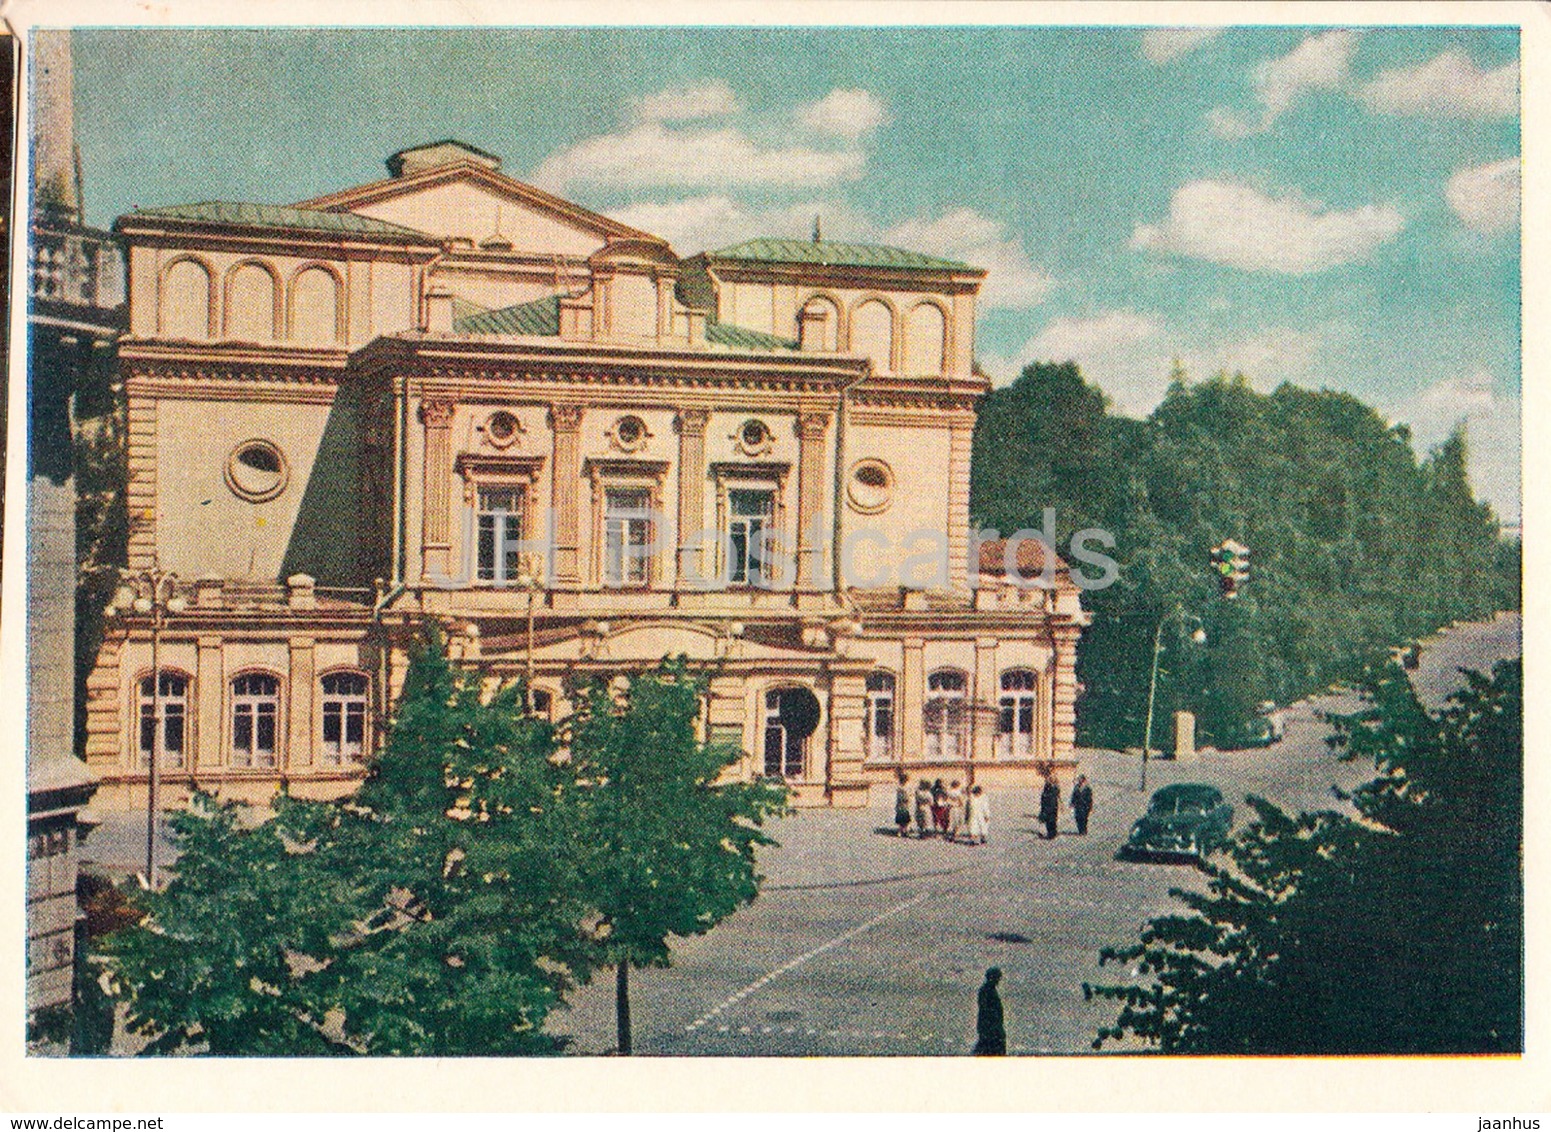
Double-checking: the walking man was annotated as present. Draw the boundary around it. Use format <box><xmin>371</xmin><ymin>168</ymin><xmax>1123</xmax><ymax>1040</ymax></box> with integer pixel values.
<box><xmin>1039</xmin><ymin>774</ymin><xmax>1060</xmax><ymax>840</ymax></box>
<box><xmin>973</xmin><ymin>967</ymin><xmax>1006</xmax><ymax>1055</ymax></box>
<box><xmin>1071</xmin><ymin>774</ymin><xmax>1093</xmax><ymax>836</ymax></box>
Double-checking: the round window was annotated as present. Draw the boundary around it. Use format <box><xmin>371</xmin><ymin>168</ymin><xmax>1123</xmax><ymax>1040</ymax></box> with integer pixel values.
<box><xmin>614</xmin><ymin>414</ymin><xmax>647</xmax><ymax>450</ymax></box>
<box><xmin>739</xmin><ymin>419</ymin><xmax>772</xmax><ymax>453</ymax></box>
<box><xmin>225</xmin><ymin>440</ymin><xmax>289</xmax><ymax>503</ymax></box>
<box><xmin>847</xmin><ymin>459</ymin><xmax>894</xmax><ymax>513</ymax></box>
<box><xmin>486</xmin><ymin>411</ymin><xmax>520</xmax><ymax>446</ymax></box>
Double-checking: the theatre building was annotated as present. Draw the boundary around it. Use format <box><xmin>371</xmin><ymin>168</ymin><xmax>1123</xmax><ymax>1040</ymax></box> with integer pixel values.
<box><xmin>84</xmin><ymin>140</ymin><xmax>1089</xmax><ymax>808</ymax></box>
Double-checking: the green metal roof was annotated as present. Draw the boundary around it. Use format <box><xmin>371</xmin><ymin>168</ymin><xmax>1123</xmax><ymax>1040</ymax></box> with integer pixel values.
<box><xmin>707</xmin><ymin>237</ymin><xmax>974</xmax><ymax>272</ymax></box>
<box><xmin>125</xmin><ymin>201</ymin><xmax>432</xmax><ymax>240</ymax></box>
<box><xmin>705</xmin><ymin>322</ymin><xmax>797</xmax><ymax>350</ymax></box>
<box><xmin>453</xmin><ymin>294</ymin><xmax>561</xmax><ymax>336</ymax></box>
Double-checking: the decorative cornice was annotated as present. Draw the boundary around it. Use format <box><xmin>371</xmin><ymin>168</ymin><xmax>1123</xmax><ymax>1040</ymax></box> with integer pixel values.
<box><xmin>582</xmin><ymin>456</ymin><xmax>670</xmax><ymax>481</ymax></box>
<box><xmin>454</xmin><ymin>452</ymin><xmax>546</xmax><ymax>481</ymax></box>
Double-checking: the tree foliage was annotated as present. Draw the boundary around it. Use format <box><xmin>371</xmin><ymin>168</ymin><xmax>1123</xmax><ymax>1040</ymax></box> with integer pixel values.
<box><xmin>565</xmin><ymin>660</ymin><xmax>790</xmax><ymax>1052</ymax></box>
<box><xmin>104</xmin><ymin>634</ymin><xmax>594</xmax><ymax>1055</ymax></box>
<box><xmin>971</xmin><ymin>362</ymin><xmax>1519</xmax><ymax>748</ymax></box>
<box><xmin>101</xmin><ymin>639</ymin><xmax>788</xmax><ymax>1056</ymax></box>
<box><xmin>1085</xmin><ymin>657</ymin><xmax>1521</xmax><ymax>1054</ymax></box>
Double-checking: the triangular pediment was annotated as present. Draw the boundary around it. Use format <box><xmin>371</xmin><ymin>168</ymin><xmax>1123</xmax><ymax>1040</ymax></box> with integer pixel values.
<box><xmin>296</xmin><ymin>161</ymin><xmax>661</xmax><ymax>258</ymax></box>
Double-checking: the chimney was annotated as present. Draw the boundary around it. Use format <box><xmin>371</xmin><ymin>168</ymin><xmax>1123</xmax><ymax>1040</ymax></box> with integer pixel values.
<box><xmin>424</xmin><ymin>284</ymin><xmax>454</xmax><ymax>334</ymax></box>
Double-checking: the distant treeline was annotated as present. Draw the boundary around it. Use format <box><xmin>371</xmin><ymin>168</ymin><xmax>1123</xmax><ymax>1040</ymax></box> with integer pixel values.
<box><xmin>971</xmin><ymin>362</ymin><xmax>1520</xmax><ymax>750</ymax></box>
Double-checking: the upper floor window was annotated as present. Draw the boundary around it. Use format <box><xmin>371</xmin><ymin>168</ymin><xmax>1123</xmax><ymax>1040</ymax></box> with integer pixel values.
<box><xmin>231</xmin><ymin>673</ymin><xmax>280</xmax><ymax>768</ymax></box>
<box><xmin>864</xmin><ymin>671</ymin><xmax>896</xmax><ymax>762</ymax></box>
<box><xmin>321</xmin><ymin>672</ymin><xmax>369</xmax><ymax>765</ymax></box>
<box><xmin>604</xmin><ymin>488</ymin><xmax>653</xmax><ymax>587</ymax></box>
<box><xmin>477</xmin><ymin>486</ymin><xmax>525</xmax><ymax>583</ymax></box>
<box><xmin>138</xmin><ymin>671</ymin><xmax>188</xmax><ymax>769</ymax></box>
<box><xmin>728</xmin><ymin>489</ymin><xmax>775</xmax><ymax>587</ymax></box>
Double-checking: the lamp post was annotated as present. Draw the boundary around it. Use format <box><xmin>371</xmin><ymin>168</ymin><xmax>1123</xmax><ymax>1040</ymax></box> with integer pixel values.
<box><xmin>1140</xmin><ymin>606</ymin><xmax>1205</xmax><ymax>791</ymax></box>
<box><xmin>516</xmin><ymin>567</ymin><xmax>540</xmax><ymax>711</ymax></box>
<box><xmin>110</xmin><ymin>567</ymin><xmax>184</xmax><ymax>887</ymax></box>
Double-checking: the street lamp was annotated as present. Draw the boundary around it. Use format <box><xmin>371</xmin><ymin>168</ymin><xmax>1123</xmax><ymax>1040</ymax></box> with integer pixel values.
<box><xmin>108</xmin><ymin>567</ymin><xmax>184</xmax><ymax>887</ymax></box>
<box><xmin>1140</xmin><ymin>606</ymin><xmax>1205</xmax><ymax>790</ymax></box>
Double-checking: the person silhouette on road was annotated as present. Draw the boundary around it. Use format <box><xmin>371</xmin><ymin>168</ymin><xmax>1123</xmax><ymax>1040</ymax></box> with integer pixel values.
<box><xmin>973</xmin><ymin>967</ymin><xmax>1006</xmax><ymax>1055</ymax></box>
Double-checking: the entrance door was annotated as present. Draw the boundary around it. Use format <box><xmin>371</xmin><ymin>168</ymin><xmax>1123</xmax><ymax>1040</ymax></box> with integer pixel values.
<box><xmin>764</xmin><ymin>687</ymin><xmax>820</xmax><ymax>778</ymax></box>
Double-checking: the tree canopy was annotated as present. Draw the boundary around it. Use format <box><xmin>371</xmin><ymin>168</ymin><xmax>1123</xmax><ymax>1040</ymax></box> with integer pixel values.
<box><xmin>971</xmin><ymin>361</ymin><xmax>1518</xmax><ymax>748</ymax></box>
<box><xmin>1085</xmin><ymin>657</ymin><xmax>1521</xmax><ymax>1054</ymax></box>
<box><xmin>101</xmin><ymin>637</ymin><xmax>788</xmax><ymax>1056</ymax></box>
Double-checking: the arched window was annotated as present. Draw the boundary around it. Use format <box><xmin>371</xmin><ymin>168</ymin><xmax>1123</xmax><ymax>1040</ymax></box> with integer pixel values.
<box><xmin>849</xmin><ymin>298</ymin><xmax>893</xmax><ymax>374</ymax></box>
<box><xmin>799</xmin><ymin>295</ymin><xmax>840</xmax><ymax>351</ymax></box>
<box><xmin>290</xmin><ymin>265</ymin><xmax>342</xmax><ymax>345</ymax></box>
<box><xmin>320</xmin><ymin>672</ymin><xmax>369</xmax><ymax>765</ymax></box>
<box><xmin>864</xmin><ymin>671</ymin><xmax>896</xmax><ymax>762</ymax></box>
<box><xmin>764</xmin><ymin>686</ymin><xmax>820</xmax><ymax>779</ymax></box>
<box><xmin>224</xmin><ymin>261</ymin><xmax>278</xmax><ymax>342</ymax></box>
<box><xmin>231</xmin><ymin>673</ymin><xmax>280</xmax><ymax>768</ymax></box>
<box><xmin>161</xmin><ymin>258</ymin><xmax>212</xmax><ymax>340</ymax></box>
<box><xmin>924</xmin><ymin>668</ymin><xmax>968</xmax><ymax>761</ymax></box>
<box><xmin>997</xmin><ymin>669</ymin><xmax>1038</xmax><ymax>759</ymax></box>
<box><xmin>137</xmin><ymin>671</ymin><xmax>188</xmax><ymax>769</ymax></box>
<box><xmin>903</xmin><ymin>302</ymin><xmax>946</xmax><ymax>375</ymax></box>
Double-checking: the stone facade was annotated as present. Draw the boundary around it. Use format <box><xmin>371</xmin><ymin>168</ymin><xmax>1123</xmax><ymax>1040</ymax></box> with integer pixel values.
<box><xmin>84</xmin><ymin>139</ymin><xmax>1089</xmax><ymax>810</ymax></box>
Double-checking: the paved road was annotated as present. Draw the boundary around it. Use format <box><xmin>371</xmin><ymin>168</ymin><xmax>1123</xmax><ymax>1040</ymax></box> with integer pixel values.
<box><xmin>548</xmin><ymin>612</ymin><xmax>1521</xmax><ymax>1056</ymax></box>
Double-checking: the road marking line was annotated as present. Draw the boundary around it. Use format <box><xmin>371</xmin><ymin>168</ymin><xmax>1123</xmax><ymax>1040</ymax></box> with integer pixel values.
<box><xmin>683</xmin><ymin>891</ymin><xmax>931</xmax><ymax>1032</ymax></box>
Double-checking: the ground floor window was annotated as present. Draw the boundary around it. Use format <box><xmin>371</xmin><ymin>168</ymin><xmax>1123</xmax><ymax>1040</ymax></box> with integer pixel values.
<box><xmin>764</xmin><ymin>686</ymin><xmax>820</xmax><ymax>778</ymax></box>
<box><xmin>231</xmin><ymin>673</ymin><xmax>280</xmax><ymax>768</ymax></box>
<box><xmin>320</xmin><ymin>672</ymin><xmax>368</xmax><ymax>765</ymax></box>
<box><xmin>924</xmin><ymin>668</ymin><xmax>968</xmax><ymax>761</ymax></box>
<box><xmin>997</xmin><ymin>668</ymin><xmax>1038</xmax><ymax>759</ymax></box>
<box><xmin>137</xmin><ymin>671</ymin><xmax>187</xmax><ymax>769</ymax></box>
<box><xmin>864</xmin><ymin>671</ymin><xmax>895</xmax><ymax>761</ymax></box>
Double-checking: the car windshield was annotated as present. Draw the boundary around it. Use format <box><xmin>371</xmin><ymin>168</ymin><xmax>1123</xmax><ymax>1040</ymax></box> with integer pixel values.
<box><xmin>1151</xmin><ymin>790</ymin><xmax>1217</xmax><ymax>816</ymax></box>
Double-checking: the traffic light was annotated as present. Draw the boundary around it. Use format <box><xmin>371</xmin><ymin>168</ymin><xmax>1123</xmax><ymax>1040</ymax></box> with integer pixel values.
<box><xmin>1211</xmin><ymin>539</ymin><xmax>1250</xmax><ymax>598</ymax></box>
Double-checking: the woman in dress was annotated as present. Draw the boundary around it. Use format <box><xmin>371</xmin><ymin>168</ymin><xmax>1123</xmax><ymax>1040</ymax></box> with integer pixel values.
<box><xmin>894</xmin><ymin>771</ymin><xmax>913</xmax><ymax>837</ymax></box>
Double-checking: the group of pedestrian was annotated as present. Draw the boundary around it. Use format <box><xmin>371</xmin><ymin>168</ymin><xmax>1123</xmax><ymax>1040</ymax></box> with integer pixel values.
<box><xmin>893</xmin><ymin>772</ymin><xmax>990</xmax><ymax>844</ymax></box>
<box><xmin>1036</xmin><ymin>772</ymin><xmax>1094</xmax><ymax>839</ymax></box>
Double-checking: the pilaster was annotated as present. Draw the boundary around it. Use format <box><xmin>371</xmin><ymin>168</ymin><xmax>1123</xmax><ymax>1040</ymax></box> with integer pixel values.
<box><xmin>196</xmin><ymin>635</ymin><xmax>224</xmax><ymax>772</ymax></box>
<box><xmin>287</xmin><ymin>636</ymin><xmax>316</xmax><ymax>771</ymax></box>
<box><xmin>550</xmin><ymin>405</ymin><xmax>584</xmax><ymax>586</ymax></box>
<box><xmin>1051</xmin><ymin>625</ymin><xmax>1081</xmax><ymax>760</ymax></box>
<box><xmin>901</xmin><ymin>637</ymin><xmax>925</xmax><ymax>761</ymax></box>
<box><xmin>795</xmin><ymin>411</ymin><xmax>830</xmax><ymax>589</ymax></box>
<box><xmin>974</xmin><ymin>637</ymin><xmax>998</xmax><ymax>763</ymax></box>
<box><xmin>675</xmin><ymin>409</ymin><xmax>709</xmax><ymax>587</ymax></box>
<box><xmin>418</xmin><ymin>398</ymin><xmax>454</xmax><ymax>581</ymax></box>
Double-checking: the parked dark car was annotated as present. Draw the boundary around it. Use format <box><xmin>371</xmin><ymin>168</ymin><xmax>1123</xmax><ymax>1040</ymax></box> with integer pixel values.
<box><xmin>1118</xmin><ymin>783</ymin><xmax>1234</xmax><ymax>863</ymax></box>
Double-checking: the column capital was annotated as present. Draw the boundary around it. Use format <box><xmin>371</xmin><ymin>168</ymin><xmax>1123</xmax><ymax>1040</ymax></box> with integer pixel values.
<box><xmin>798</xmin><ymin>411</ymin><xmax>831</xmax><ymax>440</ymax></box>
<box><xmin>676</xmin><ymin>408</ymin><xmax>710</xmax><ymax>437</ymax></box>
<box><xmin>550</xmin><ymin>404</ymin><xmax>585</xmax><ymax>432</ymax></box>
<box><xmin>419</xmin><ymin>398</ymin><xmax>454</xmax><ymax>428</ymax></box>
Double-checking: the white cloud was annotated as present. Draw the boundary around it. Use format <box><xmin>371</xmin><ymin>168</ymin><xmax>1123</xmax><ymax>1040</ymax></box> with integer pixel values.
<box><xmin>982</xmin><ymin>310</ymin><xmax>1168</xmax><ymax>409</ymax></box>
<box><xmin>633</xmin><ymin>80</ymin><xmax>742</xmax><ymax>122</ymax></box>
<box><xmin>798</xmin><ymin>89</ymin><xmax>888</xmax><ymax>139</ymax></box>
<box><xmin>1356</xmin><ymin>50</ymin><xmax>1518</xmax><ymax>118</ymax></box>
<box><xmin>1209</xmin><ymin>30</ymin><xmax>1358</xmax><ymax>138</ymax></box>
<box><xmin>1446</xmin><ymin>158</ymin><xmax>1520</xmax><ymax>234</ymax></box>
<box><xmin>1130</xmin><ymin>179</ymin><xmax>1404</xmax><ymax>274</ymax></box>
<box><xmin>1024</xmin><ymin>310</ymin><xmax>1162</xmax><ymax>361</ymax></box>
<box><xmin>1141</xmin><ymin>28</ymin><xmax>1223</xmax><ymax>65</ymax></box>
<box><xmin>1391</xmin><ymin>370</ymin><xmax>1521</xmax><ymax>520</ymax></box>
<box><xmin>1183</xmin><ymin>327</ymin><xmax>1324</xmax><ymax>385</ymax></box>
<box><xmin>531</xmin><ymin>122</ymin><xmax>866</xmax><ymax>191</ymax></box>
<box><xmin>883</xmin><ymin>209</ymin><xmax>1055</xmax><ymax>309</ymax></box>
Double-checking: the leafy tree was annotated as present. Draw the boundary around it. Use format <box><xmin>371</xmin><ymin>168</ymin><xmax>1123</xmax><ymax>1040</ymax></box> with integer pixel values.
<box><xmin>566</xmin><ymin>661</ymin><xmax>789</xmax><ymax>1054</ymax></box>
<box><xmin>103</xmin><ymin>632</ymin><xmax>595</xmax><ymax>1055</ymax></box>
<box><xmin>971</xmin><ymin>360</ymin><xmax>1519</xmax><ymax>750</ymax></box>
<box><xmin>1085</xmin><ymin>657</ymin><xmax>1521</xmax><ymax>1053</ymax></box>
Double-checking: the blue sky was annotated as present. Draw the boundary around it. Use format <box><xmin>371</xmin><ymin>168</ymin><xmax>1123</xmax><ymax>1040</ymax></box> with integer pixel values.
<box><xmin>65</xmin><ymin>25</ymin><xmax>1521</xmax><ymax>519</ymax></box>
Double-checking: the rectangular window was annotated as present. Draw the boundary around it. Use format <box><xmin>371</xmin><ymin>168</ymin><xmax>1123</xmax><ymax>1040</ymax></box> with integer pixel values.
<box><xmin>604</xmin><ymin>488</ymin><xmax>653</xmax><ymax>587</ymax></box>
<box><xmin>477</xmin><ymin>486</ymin><xmax>525</xmax><ymax>583</ymax></box>
<box><xmin>321</xmin><ymin>672</ymin><xmax>369</xmax><ymax>765</ymax></box>
<box><xmin>137</xmin><ymin>672</ymin><xmax>187</xmax><ymax>769</ymax></box>
<box><xmin>728</xmin><ymin>489</ymin><xmax>774</xmax><ymax>586</ymax></box>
